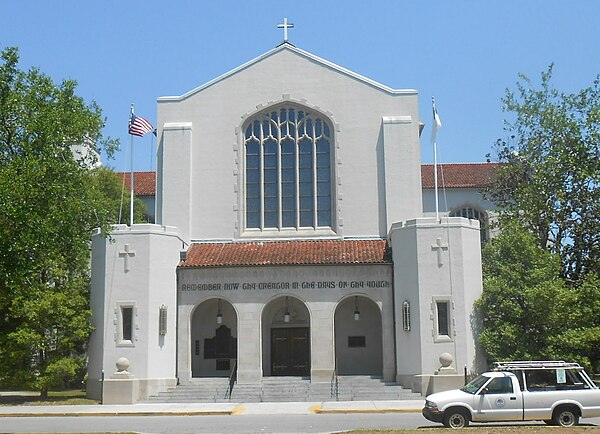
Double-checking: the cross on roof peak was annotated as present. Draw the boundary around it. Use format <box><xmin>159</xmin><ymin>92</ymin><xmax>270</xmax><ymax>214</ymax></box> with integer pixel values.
<box><xmin>277</xmin><ymin>18</ymin><xmax>294</xmax><ymax>42</ymax></box>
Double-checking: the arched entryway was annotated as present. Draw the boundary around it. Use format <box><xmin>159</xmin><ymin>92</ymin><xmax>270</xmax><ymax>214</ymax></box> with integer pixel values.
<box><xmin>261</xmin><ymin>295</ymin><xmax>310</xmax><ymax>377</ymax></box>
<box><xmin>334</xmin><ymin>295</ymin><xmax>383</xmax><ymax>375</ymax></box>
<box><xmin>190</xmin><ymin>298</ymin><xmax>237</xmax><ymax>377</ymax></box>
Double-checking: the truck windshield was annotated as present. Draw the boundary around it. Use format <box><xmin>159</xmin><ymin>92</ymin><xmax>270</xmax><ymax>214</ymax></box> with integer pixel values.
<box><xmin>461</xmin><ymin>374</ymin><xmax>490</xmax><ymax>394</ymax></box>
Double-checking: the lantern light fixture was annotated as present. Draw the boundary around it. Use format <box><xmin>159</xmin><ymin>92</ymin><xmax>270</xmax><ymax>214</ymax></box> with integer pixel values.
<box><xmin>284</xmin><ymin>296</ymin><xmax>291</xmax><ymax>323</ymax></box>
<box><xmin>216</xmin><ymin>298</ymin><xmax>223</xmax><ymax>325</ymax></box>
<box><xmin>354</xmin><ymin>296</ymin><xmax>360</xmax><ymax>321</ymax></box>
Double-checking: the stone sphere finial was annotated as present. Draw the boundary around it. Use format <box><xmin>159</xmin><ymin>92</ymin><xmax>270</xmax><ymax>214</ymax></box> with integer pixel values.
<box><xmin>439</xmin><ymin>352</ymin><xmax>453</xmax><ymax>368</ymax></box>
<box><xmin>116</xmin><ymin>357</ymin><xmax>130</xmax><ymax>372</ymax></box>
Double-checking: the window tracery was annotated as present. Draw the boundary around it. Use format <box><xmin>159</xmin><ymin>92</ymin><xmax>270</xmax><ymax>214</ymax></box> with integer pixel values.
<box><xmin>244</xmin><ymin>106</ymin><xmax>332</xmax><ymax>231</ymax></box>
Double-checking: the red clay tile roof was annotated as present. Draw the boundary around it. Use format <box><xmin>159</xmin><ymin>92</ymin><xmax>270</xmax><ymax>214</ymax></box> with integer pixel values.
<box><xmin>421</xmin><ymin>163</ymin><xmax>499</xmax><ymax>188</ymax></box>
<box><xmin>117</xmin><ymin>172</ymin><xmax>156</xmax><ymax>196</ymax></box>
<box><xmin>180</xmin><ymin>239</ymin><xmax>391</xmax><ymax>267</ymax></box>
<box><xmin>118</xmin><ymin>163</ymin><xmax>499</xmax><ymax>196</ymax></box>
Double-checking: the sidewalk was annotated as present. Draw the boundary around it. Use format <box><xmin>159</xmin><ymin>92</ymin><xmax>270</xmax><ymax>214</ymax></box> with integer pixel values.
<box><xmin>0</xmin><ymin>399</ymin><xmax>424</xmax><ymax>417</ymax></box>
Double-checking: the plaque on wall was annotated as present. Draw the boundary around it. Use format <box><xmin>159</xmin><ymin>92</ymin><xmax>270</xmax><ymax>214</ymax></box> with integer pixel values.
<box><xmin>348</xmin><ymin>336</ymin><xmax>366</xmax><ymax>348</ymax></box>
<box><xmin>203</xmin><ymin>325</ymin><xmax>237</xmax><ymax>359</ymax></box>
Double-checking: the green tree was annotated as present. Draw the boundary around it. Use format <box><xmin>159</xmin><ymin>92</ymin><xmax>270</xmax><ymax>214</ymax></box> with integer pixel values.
<box><xmin>476</xmin><ymin>221</ymin><xmax>566</xmax><ymax>362</ymax></box>
<box><xmin>486</xmin><ymin>65</ymin><xmax>600</xmax><ymax>282</ymax></box>
<box><xmin>550</xmin><ymin>272</ymin><xmax>600</xmax><ymax>373</ymax></box>
<box><xmin>476</xmin><ymin>221</ymin><xmax>599</xmax><ymax>372</ymax></box>
<box><xmin>0</xmin><ymin>46</ymin><xmax>118</xmax><ymax>396</ymax></box>
<box><xmin>91</xmin><ymin>167</ymin><xmax>148</xmax><ymax>225</ymax></box>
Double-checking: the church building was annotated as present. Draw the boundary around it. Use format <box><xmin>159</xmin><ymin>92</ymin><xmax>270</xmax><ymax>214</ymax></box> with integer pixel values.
<box><xmin>87</xmin><ymin>38</ymin><xmax>494</xmax><ymax>402</ymax></box>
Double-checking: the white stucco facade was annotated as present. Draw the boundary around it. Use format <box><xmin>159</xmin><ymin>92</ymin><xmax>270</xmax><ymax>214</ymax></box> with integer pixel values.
<box><xmin>88</xmin><ymin>43</ymin><xmax>487</xmax><ymax>401</ymax></box>
<box><xmin>88</xmin><ymin>224</ymin><xmax>184</xmax><ymax>400</ymax></box>
<box><xmin>156</xmin><ymin>45</ymin><xmax>421</xmax><ymax>244</ymax></box>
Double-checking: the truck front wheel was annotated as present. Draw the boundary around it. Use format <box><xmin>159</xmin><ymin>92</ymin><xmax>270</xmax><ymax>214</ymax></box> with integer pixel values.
<box><xmin>443</xmin><ymin>408</ymin><xmax>470</xmax><ymax>429</ymax></box>
<box><xmin>552</xmin><ymin>406</ymin><xmax>579</xmax><ymax>427</ymax></box>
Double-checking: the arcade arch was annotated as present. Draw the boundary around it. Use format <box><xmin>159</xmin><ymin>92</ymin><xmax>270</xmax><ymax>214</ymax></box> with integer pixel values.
<box><xmin>334</xmin><ymin>295</ymin><xmax>383</xmax><ymax>376</ymax></box>
<box><xmin>261</xmin><ymin>295</ymin><xmax>311</xmax><ymax>377</ymax></box>
<box><xmin>190</xmin><ymin>298</ymin><xmax>237</xmax><ymax>378</ymax></box>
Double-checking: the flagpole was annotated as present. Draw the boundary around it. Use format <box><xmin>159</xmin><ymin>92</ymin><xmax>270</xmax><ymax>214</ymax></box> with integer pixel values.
<box><xmin>150</xmin><ymin>133</ymin><xmax>154</xmax><ymax>171</ymax></box>
<box><xmin>432</xmin><ymin>97</ymin><xmax>440</xmax><ymax>222</ymax></box>
<box><xmin>130</xmin><ymin>103</ymin><xmax>135</xmax><ymax>227</ymax></box>
<box><xmin>434</xmin><ymin>138</ymin><xmax>439</xmax><ymax>221</ymax></box>
<box><xmin>127</xmin><ymin>106</ymin><xmax>154</xmax><ymax>226</ymax></box>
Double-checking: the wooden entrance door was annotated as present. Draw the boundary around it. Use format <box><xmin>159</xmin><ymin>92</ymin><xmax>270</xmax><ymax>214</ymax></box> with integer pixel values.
<box><xmin>271</xmin><ymin>327</ymin><xmax>310</xmax><ymax>376</ymax></box>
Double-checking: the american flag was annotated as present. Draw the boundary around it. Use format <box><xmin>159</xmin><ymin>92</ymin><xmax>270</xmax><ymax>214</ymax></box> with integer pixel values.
<box><xmin>129</xmin><ymin>113</ymin><xmax>154</xmax><ymax>137</ymax></box>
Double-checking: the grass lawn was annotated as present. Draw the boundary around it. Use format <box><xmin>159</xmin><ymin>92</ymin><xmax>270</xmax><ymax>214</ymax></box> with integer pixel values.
<box><xmin>344</xmin><ymin>427</ymin><xmax>600</xmax><ymax>433</ymax></box>
<box><xmin>0</xmin><ymin>390</ymin><xmax>98</xmax><ymax>406</ymax></box>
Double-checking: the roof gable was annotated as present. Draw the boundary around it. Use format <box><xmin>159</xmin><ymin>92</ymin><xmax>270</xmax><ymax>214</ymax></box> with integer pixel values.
<box><xmin>158</xmin><ymin>43</ymin><xmax>417</xmax><ymax>102</ymax></box>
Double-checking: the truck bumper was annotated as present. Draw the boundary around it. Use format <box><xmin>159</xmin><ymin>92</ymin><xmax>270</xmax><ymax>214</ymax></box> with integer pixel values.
<box><xmin>422</xmin><ymin>407</ymin><xmax>445</xmax><ymax>423</ymax></box>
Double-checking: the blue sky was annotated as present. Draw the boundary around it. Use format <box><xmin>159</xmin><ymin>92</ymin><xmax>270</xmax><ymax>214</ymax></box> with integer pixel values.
<box><xmin>2</xmin><ymin>1</ymin><xmax>598</xmax><ymax>172</ymax></box>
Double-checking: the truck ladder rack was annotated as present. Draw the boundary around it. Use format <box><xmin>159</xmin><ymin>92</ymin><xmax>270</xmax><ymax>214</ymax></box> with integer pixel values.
<box><xmin>493</xmin><ymin>360</ymin><xmax>583</xmax><ymax>371</ymax></box>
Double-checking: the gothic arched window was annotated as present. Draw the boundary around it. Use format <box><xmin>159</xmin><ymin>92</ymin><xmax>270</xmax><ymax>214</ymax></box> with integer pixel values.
<box><xmin>244</xmin><ymin>106</ymin><xmax>332</xmax><ymax>231</ymax></box>
<box><xmin>449</xmin><ymin>206</ymin><xmax>488</xmax><ymax>245</ymax></box>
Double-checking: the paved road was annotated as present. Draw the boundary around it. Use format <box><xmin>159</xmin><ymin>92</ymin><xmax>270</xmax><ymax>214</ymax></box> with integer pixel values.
<box><xmin>0</xmin><ymin>412</ymin><xmax>433</xmax><ymax>433</ymax></box>
<box><xmin>2</xmin><ymin>413</ymin><xmax>600</xmax><ymax>433</ymax></box>
<box><xmin>1</xmin><ymin>399</ymin><xmax>599</xmax><ymax>433</ymax></box>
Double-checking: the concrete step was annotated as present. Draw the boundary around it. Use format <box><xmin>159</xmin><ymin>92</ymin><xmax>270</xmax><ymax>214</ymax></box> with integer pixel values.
<box><xmin>146</xmin><ymin>378</ymin><xmax>232</xmax><ymax>403</ymax></box>
<box><xmin>144</xmin><ymin>375</ymin><xmax>419</xmax><ymax>403</ymax></box>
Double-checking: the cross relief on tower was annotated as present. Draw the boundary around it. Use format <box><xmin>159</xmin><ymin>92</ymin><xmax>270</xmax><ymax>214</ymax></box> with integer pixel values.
<box><xmin>431</xmin><ymin>237</ymin><xmax>448</xmax><ymax>267</ymax></box>
<box><xmin>118</xmin><ymin>244</ymin><xmax>136</xmax><ymax>273</ymax></box>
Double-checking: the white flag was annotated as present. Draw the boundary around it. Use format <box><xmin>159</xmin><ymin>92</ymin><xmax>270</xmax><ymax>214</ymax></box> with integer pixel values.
<box><xmin>430</xmin><ymin>98</ymin><xmax>442</xmax><ymax>144</ymax></box>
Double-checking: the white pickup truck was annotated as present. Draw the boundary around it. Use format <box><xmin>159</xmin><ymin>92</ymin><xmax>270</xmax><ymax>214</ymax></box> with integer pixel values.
<box><xmin>422</xmin><ymin>361</ymin><xmax>600</xmax><ymax>428</ymax></box>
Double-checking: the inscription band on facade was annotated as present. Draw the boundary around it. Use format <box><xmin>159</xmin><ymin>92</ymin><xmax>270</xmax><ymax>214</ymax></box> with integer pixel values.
<box><xmin>180</xmin><ymin>280</ymin><xmax>391</xmax><ymax>292</ymax></box>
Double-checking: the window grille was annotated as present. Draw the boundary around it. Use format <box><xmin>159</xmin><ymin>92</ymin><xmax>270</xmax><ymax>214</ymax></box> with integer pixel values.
<box><xmin>159</xmin><ymin>305</ymin><xmax>167</xmax><ymax>336</ymax></box>
<box><xmin>402</xmin><ymin>301</ymin><xmax>411</xmax><ymax>331</ymax></box>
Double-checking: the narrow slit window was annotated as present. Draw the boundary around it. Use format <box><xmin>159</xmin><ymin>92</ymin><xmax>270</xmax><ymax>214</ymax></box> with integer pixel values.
<box><xmin>436</xmin><ymin>301</ymin><xmax>450</xmax><ymax>336</ymax></box>
<box><xmin>122</xmin><ymin>307</ymin><xmax>133</xmax><ymax>341</ymax></box>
